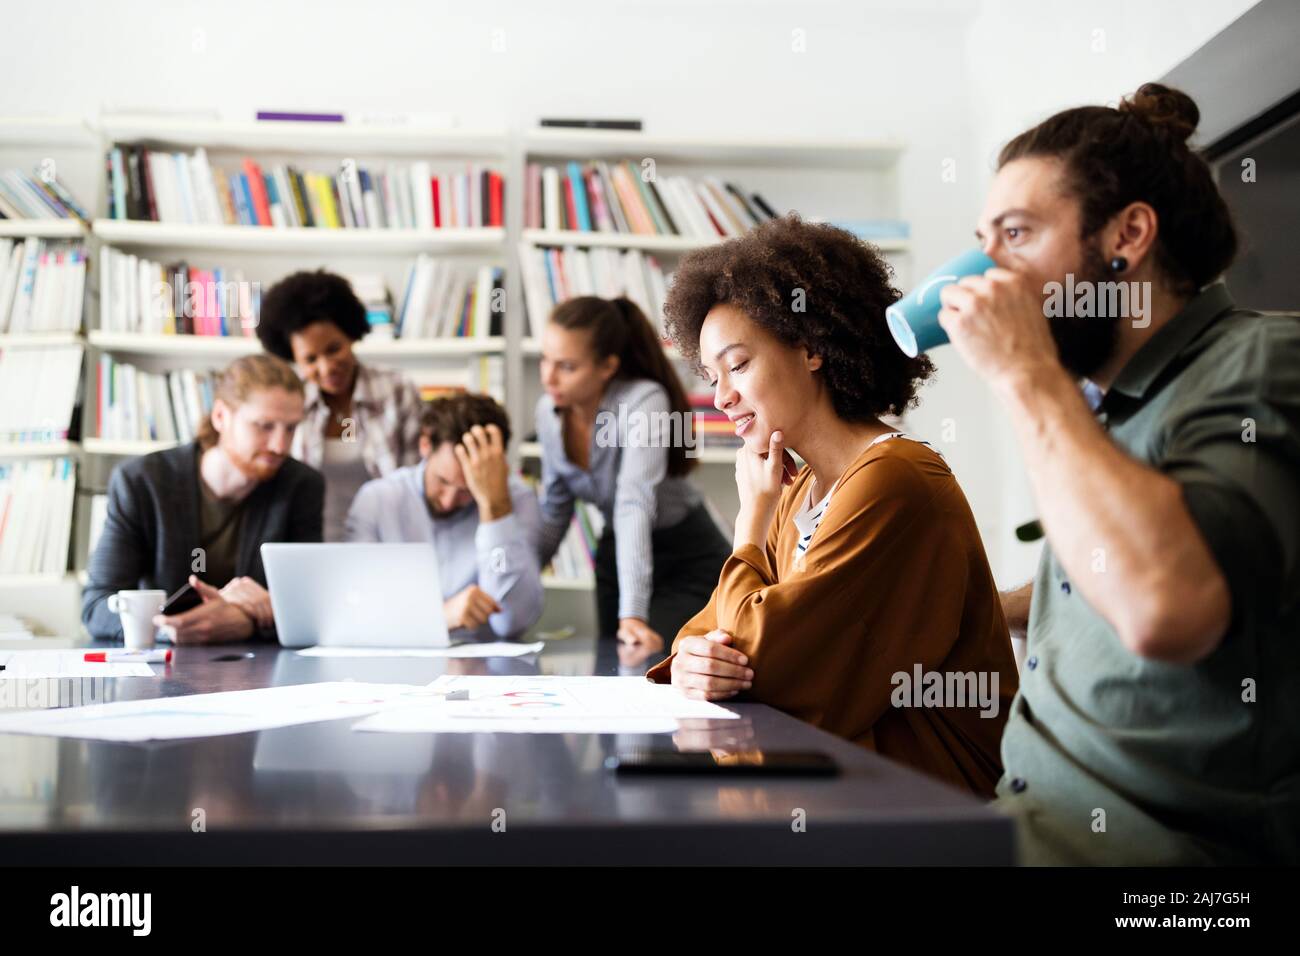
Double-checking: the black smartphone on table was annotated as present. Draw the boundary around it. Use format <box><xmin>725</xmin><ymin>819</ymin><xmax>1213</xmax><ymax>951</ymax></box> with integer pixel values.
<box><xmin>606</xmin><ymin>749</ymin><xmax>840</xmax><ymax>777</ymax></box>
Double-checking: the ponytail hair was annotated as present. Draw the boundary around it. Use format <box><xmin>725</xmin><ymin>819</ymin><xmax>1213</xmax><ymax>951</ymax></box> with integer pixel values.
<box><xmin>195</xmin><ymin>353</ymin><xmax>305</xmax><ymax>449</ymax></box>
<box><xmin>549</xmin><ymin>296</ymin><xmax>695</xmax><ymax>477</ymax></box>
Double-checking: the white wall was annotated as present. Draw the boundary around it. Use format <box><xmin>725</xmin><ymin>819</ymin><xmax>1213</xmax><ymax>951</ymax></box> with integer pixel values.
<box><xmin>0</xmin><ymin>0</ymin><xmax>1257</xmax><ymax>589</ymax></box>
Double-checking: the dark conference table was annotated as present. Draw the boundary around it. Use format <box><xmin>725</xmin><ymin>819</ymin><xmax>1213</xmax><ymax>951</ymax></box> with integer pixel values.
<box><xmin>0</xmin><ymin>636</ymin><xmax>1015</xmax><ymax>864</ymax></box>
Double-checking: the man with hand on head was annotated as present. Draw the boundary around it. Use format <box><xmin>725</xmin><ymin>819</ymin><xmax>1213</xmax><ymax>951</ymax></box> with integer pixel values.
<box><xmin>345</xmin><ymin>394</ymin><xmax>543</xmax><ymax>641</ymax></box>
<box><xmin>82</xmin><ymin>354</ymin><xmax>324</xmax><ymax>644</ymax></box>
<box><xmin>940</xmin><ymin>83</ymin><xmax>1300</xmax><ymax>864</ymax></box>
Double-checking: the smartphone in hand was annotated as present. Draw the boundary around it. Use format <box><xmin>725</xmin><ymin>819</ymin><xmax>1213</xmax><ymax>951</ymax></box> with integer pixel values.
<box><xmin>160</xmin><ymin>581</ymin><xmax>201</xmax><ymax>616</ymax></box>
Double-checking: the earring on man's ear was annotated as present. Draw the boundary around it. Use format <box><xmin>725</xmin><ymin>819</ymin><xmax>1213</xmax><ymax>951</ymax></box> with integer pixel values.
<box><xmin>1109</xmin><ymin>256</ymin><xmax>1128</xmax><ymax>273</ymax></box>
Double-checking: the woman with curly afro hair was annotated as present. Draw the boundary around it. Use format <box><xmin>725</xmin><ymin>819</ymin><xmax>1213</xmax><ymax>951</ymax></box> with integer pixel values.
<box><xmin>256</xmin><ymin>269</ymin><xmax>423</xmax><ymax>541</ymax></box>
<box><xmin>645</xmin><ymin>214</ymin><xmax>1018</xmax><ymax>797</ymax></box>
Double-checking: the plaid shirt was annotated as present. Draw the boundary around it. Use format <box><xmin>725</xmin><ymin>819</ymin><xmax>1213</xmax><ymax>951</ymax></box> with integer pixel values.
<box><xmin>292</xmin><ymin>363</ymin><xmax>423</xmax><ymax>479</ymax></box>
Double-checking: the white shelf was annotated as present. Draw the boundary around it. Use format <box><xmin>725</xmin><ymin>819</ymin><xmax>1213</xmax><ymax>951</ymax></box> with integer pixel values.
<box><xmin>82</xmin><ymin>437</ymin><xmax>177</xmax><ymax>456</ymax></box>
<box><xmin>524</xmin><ymin>127</ymin><xmax>905</xmax><ymax>170</ymax></box>
<box><xmin>92</xmin><ymin>220</ymin><xmax>505</xmax><ymax>254</ymax></box>
<box><xmin>0</xmin><ymin>572</ymin><xmax>81</xmax><ymax>588</ymax></box>
<box><xmin>355</xmin><ymin>336</ymin><xmax>506</xmax><ymax>357</ymax></box>
<box><xmin>521</xmin><ymin>337</ymin><xmax>680</xmax><ymax>360</ymax></box>
<box><xmin>522</xmin><ymin>229</ymin><xmax>714</xmax><ymax>253</ymax></box>
<box><xmin>518</xmin><ymin>439</ymin><xmax>735</xmax><ymax>465</ymax></box>
<box><xmin>0</xmin><ymin>440</ymin><xmax>79</xmax><ymax>458</ymax></box>
<box><xmin>0</xmin><ymin>332</ymin><xmax>83</xmax><ymax>348</ymax></box>
<box><xmin>542</xmin><ymin>575</ymin><xmax>594</xmax><ymax>591</ymax></box>
<box><xmin>0</xmin><ymin>116</ymin><xmax>98</xmax><ymax>147</ymax></box>
<box><xmin>99</xmin><ymin>117</ymin><xmax>508</xmax><ymax>157</ymax></box>
<box><xmin>0</xmin><ymin>219</ymin><xmax>87</xmax><ymax>239</ymax></box>
<box><xmin>86</xmin><ymin>331</ymin><xmax>505</xmax><ymax>359</ymax></box>
<box><xmin>87</xmin><ymin>331</ymin><xmax>258</xmax><ymax>359</ymax></box>
<box><xmin>522</xmin><ymin>227</ymin><xmax>908</xmax><ymax>254</ymax></box>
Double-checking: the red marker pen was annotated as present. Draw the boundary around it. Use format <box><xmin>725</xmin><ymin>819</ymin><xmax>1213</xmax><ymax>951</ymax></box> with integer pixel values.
<box><xmin>84</xmin><ymin>649</ymin><xmax>173</xmax><ymax>664</ymax></box>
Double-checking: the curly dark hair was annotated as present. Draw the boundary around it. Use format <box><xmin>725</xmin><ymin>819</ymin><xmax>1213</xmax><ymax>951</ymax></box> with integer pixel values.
<box><xmin>663</xmin><ymin>214</ymin><xmax>934</xmax><ymax>420</ymax></box>
<box><xmin>419</xmin><ymin>392</ymin><xmax>512</xmax><ymax>449</ymax></box>
<box><xmin>256</xmin><ymin>269</ymin><xmax>369</xmax><ymax>361</ymax></box>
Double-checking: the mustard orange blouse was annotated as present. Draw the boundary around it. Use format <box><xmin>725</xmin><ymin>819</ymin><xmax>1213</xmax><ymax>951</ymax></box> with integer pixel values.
<box><xmin>647</xmin><ymin>435</ymin><xmax>1019</xmax><ymax>796</ymax></box>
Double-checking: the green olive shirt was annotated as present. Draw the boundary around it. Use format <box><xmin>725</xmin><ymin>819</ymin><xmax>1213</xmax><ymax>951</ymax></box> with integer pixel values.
<box><xmin>995</xmin><ymin>283</ymin><xmax>1300</xmax><ymax>865</ymax></box>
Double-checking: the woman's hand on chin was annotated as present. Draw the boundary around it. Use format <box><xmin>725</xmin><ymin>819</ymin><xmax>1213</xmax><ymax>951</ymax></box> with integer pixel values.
<box><xmin>733</xmin><ymin>429</ymin><xmax>796</xmax><ymax>550</ymax></box>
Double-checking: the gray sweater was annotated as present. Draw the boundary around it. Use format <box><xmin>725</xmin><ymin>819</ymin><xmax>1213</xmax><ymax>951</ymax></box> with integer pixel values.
<box><xmin>82</xmin><ymin>442</ymin><xmax>324</xmax><ymax>640</ymax></box>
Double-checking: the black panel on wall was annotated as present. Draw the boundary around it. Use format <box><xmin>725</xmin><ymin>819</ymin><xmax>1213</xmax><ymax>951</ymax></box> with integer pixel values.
<box><xmin>1214</xmin><ymin>110</ymin><xmax>1300</xmax><ymax>313</ymax></box>
<box><xmin>1162</xmin><ymin>0</ymin><xmax>1300</xmax><ymax>313</ymax></box>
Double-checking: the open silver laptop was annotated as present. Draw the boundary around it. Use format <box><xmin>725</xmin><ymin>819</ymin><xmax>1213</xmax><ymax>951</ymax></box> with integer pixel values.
<box><xmin>261</xmin><ymin>543</ymin><xmax>450</xmax><ymax>648</ymax></box>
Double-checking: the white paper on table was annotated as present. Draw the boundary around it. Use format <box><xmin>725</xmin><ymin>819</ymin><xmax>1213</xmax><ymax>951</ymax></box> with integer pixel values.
<box><xmin>297</xmin><ymin>641</ymin><xmax>545</xmax><ymax>660</ymax></box>
<box><xmin>0</xmin><ymin>650</ymin><xmax>156</xmax><ymax>679</ymax></box>
<box><xmin>0</xmin><ymin>681</ymin><xmax>431</xmax><ymax>742</ymax></box>
<box><xmin>355</xmin><ymin>710</ymin><xmax>679</xmax><ymax>734</ymax></box>
<box><xmin>351</xmin><ymin>675</ymin><xmax>739</xmax><ymax>735</ymax></box>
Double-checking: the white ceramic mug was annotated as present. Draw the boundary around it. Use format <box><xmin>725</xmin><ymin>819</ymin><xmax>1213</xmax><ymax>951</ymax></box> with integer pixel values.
<box><xmin>107</xmin><ymin>589</ymin><xmax>166</xmax><ymax>650</ymax></box>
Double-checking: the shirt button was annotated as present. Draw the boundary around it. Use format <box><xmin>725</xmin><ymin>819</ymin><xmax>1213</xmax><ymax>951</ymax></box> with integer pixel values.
<box><xmin>1010</xmin><ymin>777</ymin><xmax>1027</xmax><ymax>794</ymax></box>
<box><xmin>1026</xmin><ymin>656</ymin><xmax>1038</xmax><ymax>670</ymax></box>
<box><xmin>1060</xmin><ymin>580</ymin><xmax>1071</xmax><ymax>595</ymax></box>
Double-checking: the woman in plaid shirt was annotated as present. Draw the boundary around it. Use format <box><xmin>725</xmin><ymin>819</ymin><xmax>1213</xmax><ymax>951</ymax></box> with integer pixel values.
<box><xmin>257</xmin><ymin>270</ymin><xmax>423</xmax><ymax>541</ymax></box>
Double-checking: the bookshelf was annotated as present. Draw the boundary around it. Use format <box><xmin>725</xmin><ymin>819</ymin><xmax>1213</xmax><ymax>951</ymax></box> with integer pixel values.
<box><xmin>520</xmin><ymin>227</ymin><xmax>908</xmax><ymax>255</ymax></box>
<box><xmin>0</xmin><ymin>119</ymin><xmax>97</xmax><ymax>623</ymax></box>
<box><xmin>80</xmin><ymin>437</ymin><xmax>175</xmax><ymax>457</ymax></box>
<box><xmin>98</xmin><ymin>118</ymin><xmax>506</xmax><ymax>158</ymax></box>
<box><xmin>87</xmin><ymin>117</ymin><xmax>511</xmax><ymax>375</ymax></box>
<box><xmin>85</xmin><ymin>331</ymin><xmax>507</xmax><ymax>359</ymax></box>
<box><xmin>0</xmin><ymin>219</ymin><xmax>86</xmax><ymax>239</ymax></box>
<box><xmin>2</xmin><ymin>114</ymin><xmax>912</xmax><ymax>624</ymax></box>
<box><xmin>92</xmin><ymin>220</ymin><xmax>505</xmax><ymax>255</ymax></box>
<box><xmin>522</xmin><ymin>336</ymin><xmax>680</xmax><ymax>360</ymax></box>
<box><xmin>521</xmin><ymin>128</ymin><xmax>905</xmax><ymax>169</ymax></box>
<box><xmin>0</xmin><ymin>440</ymin><xmax>80</xmax><ymax>459</ymax></box>
<box><xmin>0</xmin><ymin>332</ymin><xmax>84</xmax><ymax>347</ymax></box>
<box><xmin>513</xmin><ymin>126</ymin><xmax>911</xmax><ymax>572</ymax></box>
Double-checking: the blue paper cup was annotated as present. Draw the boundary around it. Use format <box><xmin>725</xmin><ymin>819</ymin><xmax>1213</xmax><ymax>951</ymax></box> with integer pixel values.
<box><xmin>886</xmin><ymin>249</ymin><xmax>996</xmax><ymax>356</ymax></box>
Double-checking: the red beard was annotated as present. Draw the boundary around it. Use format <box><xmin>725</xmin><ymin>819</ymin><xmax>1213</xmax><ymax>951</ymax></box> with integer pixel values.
<box><xmin>223</xmin><ymin>443</ymin><xmax>283</xmax><ymax>482</ymax></box>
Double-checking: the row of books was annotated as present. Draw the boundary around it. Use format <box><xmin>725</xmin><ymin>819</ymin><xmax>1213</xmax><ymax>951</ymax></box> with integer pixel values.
<box><xmin>0</xmin><ymin>345</ymin><xmax>82</xmax><ymax>442</ymax></box>
<box><xmin>546</xmin><ymin>499</ymin><xmax>606</xmax><ymax>584</ymax></box>
<box><xmin>94</xmin><ymin>352</ymin><xmax>508</xmax><ymax>444</ymax></box>
<box><xmin>397</xmin><ymin>258</ymin><xmax>504</xmax><ymax>339</ymax></box>
<box><xmin>98</xmin><ymin>246</ymin><xmax>258</xmax><ymax>337</ymax></box>
<box><xmin>0</xmin><ymin>169</ymin><xmax>90</xmax><ymax>222</ymax></box>
<box><xmin>524</xmin><ymin>161</ymin><xmax>779</xmax><ymax>239</ymax></box>
<box><xmin>106</xmin><ymin>145</ymin><xmax>505</xmax><ymax>229</ymax></box>
<box><xmin>413</xmin><ymin>356</ymin><xmax>506</xmax><ymax>407</ymax></box>
<box><xmin>0</xmin><ymin>239</ymin><xmax>87</xmax><ymax>334</ymax></box>
<box><xmin>519</xmin><ymin>244</ymin><xmax>667</xmax><ymax>336</ymax></box>
<box><xmin>0</xmin><ymin>457</ymin><xmax>76</xmax><ymax>576</ymax></box>
<box><xmin>95</xmin><ymin>355</ymin><xmax>216</xmax><ymax>444</ymax></box>
<box><xmin>688</xmin><ymin>392</ymin><xmax>744</xmax><ymax>451</ymax></box>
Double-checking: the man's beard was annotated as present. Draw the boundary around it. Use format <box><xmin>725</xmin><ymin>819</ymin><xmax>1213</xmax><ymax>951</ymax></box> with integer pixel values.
<box><xmin>1046</xmin><ymin>240</ymin><xmax>1122</xmax><ymax>379</ymax></box>
<box><xmin>224</xmin><ymin>443</ymin><xmax>283</xmax><ymax>481</ymax></box>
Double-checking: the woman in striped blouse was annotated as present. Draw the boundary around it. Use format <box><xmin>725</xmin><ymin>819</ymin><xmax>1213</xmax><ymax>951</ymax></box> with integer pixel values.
<box><xmin>536</xmin><ymin>296</ymin><xmax>731</xmax><ymax>652</ymax></box>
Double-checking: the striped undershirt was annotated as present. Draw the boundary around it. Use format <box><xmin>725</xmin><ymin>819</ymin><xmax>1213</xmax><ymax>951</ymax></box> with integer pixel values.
<box><xmin>792</xmin><ymin>431</ymin><xmax>940</xmax><ymax>560</ymax></box>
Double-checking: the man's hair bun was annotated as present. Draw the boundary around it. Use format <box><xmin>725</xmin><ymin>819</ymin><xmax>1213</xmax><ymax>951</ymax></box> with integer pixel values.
<box><xmin>1119</xmin><ymin>82</ymin><xmax>1199</xmax><ymax>143</ymax></box>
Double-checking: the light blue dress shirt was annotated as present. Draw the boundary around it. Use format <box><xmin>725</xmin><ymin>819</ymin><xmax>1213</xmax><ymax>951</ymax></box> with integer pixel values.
<box><xmin>344</xmin><ymin>463</ymin><xmax>544</xmax><ymax>642</ymax></box>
